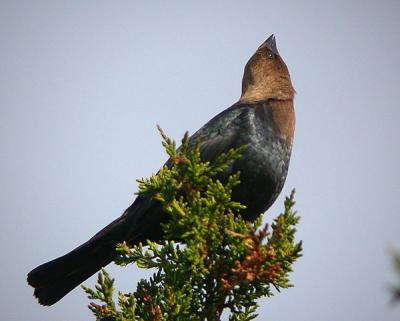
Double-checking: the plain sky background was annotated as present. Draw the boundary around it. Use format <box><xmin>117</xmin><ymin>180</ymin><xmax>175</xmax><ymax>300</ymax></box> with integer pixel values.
<box><xmin>1</xmin><ymin>1</ymin><xmax>399</xmax><ymax>320</ymax></box>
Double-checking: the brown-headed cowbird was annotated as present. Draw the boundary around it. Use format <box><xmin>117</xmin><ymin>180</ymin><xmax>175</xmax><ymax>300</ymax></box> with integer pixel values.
<box><xmin>27</xmin><ymin>35</ymin><xmax>295</xmax><ymax>306</ymax></box>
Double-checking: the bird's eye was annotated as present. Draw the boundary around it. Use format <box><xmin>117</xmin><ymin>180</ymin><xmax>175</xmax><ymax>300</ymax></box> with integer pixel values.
<box><xmin>267</xmin><ymin>51</ymin><xmax>274</xmax><ymax>59</ymax></box>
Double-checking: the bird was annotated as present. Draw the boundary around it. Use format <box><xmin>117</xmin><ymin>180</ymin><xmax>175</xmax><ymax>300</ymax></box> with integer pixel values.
<box><xmin>27</xmin><ymin>34</ymin><xmax>295</xmax><ymax>306</ymax></box>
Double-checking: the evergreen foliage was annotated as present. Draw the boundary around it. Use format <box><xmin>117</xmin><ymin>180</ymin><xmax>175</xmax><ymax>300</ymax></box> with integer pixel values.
<box><xmin>83</xmin><ymin>128</ymin><xmax>302</xmax><ymax>320</ymax></box>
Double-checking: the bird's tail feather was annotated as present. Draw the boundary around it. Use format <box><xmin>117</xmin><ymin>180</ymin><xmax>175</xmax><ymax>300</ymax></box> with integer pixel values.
<box><xmin>27</xmin><ymin>239</ymin><xmax>115</xmax><ymax>306</ymax></box>
<box><xmin>27</xmin><ymin>215</ymin><xmax>130</xmax><ymax>306</ymax></box>
<box><xmin>27</xmin><ymin>197</ymin><xmax>157</xmax><ymax>306</ymax></box>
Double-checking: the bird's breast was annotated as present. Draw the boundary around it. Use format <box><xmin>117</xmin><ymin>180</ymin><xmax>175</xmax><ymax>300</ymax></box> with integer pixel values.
<box><xmin>242</xmin><ymin>101</ymin><xmax>294</xmax><ymax>176</ymax></box>
<box><xmin>231</xmin><ymin>100</ymin><xmax>294</xmax><ymax>219</ymax></box>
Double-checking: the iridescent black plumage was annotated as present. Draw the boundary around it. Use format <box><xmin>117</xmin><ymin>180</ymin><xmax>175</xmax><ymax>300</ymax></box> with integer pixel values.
<box><xmin>190</xmin><ymin>100</ymin><xmax>294</xmax><ymax>220</ymax></box>
<box><xmin>27</xmin><ymin>35</ymin><xmax>295</xmax><ymax>306</ymax></box>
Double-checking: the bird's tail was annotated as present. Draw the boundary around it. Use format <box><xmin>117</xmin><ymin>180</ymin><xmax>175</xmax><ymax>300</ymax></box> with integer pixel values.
<box><xmin>27</xmin><ymin>216</ymin><xmax>128</xmax><ymax>306</ymax></box>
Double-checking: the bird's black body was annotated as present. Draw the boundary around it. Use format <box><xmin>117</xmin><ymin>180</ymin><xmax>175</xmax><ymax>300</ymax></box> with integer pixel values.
<box><xmin>192</xmin><ymin>100</ymin><xmax>293</xmax><ymax>220</ymax></box>
<box><xmin>27</xmin><ymin>35</ymin><xmax>296</xmax><ymax>306</ymax></box>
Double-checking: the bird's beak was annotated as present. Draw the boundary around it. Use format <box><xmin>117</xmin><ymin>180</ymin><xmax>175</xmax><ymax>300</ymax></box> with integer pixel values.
<box><xmin>263</xmin><ymin>34</ymin><xmax>279</xmax><ymax>56</ymax></box>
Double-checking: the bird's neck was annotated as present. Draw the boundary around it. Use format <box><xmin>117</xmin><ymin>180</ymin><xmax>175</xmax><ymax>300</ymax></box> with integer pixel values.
<box><xmin>239</xmin><ymin>91</ymin><xmax>294</xmax><ymax>105</ymax></box>
<box><xmin>268</xmin><ymin>99</ymin><xmax>295</xmax><ymax>146</ymax></box>
<box><xmin>240</xmin><ymin>69</ymin><xmax>295</xmax><ymax>104</ymax></box>
<box><xmin>241</xmin><ymin>98</ymin><xmax>295</xmax><ymax>147</ymax></box>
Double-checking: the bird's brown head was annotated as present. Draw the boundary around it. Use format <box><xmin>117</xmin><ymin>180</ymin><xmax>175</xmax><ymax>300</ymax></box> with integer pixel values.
<box><xmin>240</xmin><ymin>35</ymin><xmax>295</xmax><ymax>103</ymax></box>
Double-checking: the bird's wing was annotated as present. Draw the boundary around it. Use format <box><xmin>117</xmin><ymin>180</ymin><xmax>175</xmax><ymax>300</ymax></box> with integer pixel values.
<box><xmin>185</xmin><ymin>103</ymin><xmax>249</xmax><ymax>163</ymax></box>
<box><xmin>97</xmin><ymin>103</ymin><xmax>251</xmax><ymax>245</ymax></box>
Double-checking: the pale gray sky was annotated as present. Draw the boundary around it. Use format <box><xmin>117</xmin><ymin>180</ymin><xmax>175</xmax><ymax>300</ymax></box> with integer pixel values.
<box><xmin>1</xmin><ymin>1</ymin><xmax>400</xmax><ymax>320</ymax></box>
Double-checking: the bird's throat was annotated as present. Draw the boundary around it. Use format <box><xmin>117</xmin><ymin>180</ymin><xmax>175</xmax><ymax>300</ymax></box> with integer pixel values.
<box><xmin>269</xmin><ymin>99</ymin><xmax>295</xmax><ymax>146</ymax></box>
